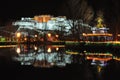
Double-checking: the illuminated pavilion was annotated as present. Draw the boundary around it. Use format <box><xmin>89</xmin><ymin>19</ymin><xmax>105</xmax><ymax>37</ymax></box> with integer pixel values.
<box><xmin>83</xmin><ymin>17</ymin><xmax>113</xmax><ymax>41</ymax></box>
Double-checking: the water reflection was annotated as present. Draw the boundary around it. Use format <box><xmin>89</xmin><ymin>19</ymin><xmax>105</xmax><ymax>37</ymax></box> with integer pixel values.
<box><xmin>12</xmin><ymin>44</ymin><xmax>120</xmax><ymax>69</ymax></box>
<box><xmin>13</xmin><ymin>45</ymin><xmax>72</xmax><ymax>68</ymax></box>
<box><xmin>1</xmin><ymin>44</ymin><xmax>120</xmax><ymax>80</ymax></box>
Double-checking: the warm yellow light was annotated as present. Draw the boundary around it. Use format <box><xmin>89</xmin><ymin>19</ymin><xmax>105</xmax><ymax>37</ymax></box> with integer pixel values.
<box><xmin>47</xmin><ymin>47</ymin><xmax>51</xmax><ymax>53</ymax></box>
<box><xmin>55</xmin><ymin>34</ymin><xmax>59</xmax><ymax>38</ymax></box>
<box><xmin>34</xmin><ymin>46</ymin><xmax>38</xmax><ymax>50</ymax></box>
<box><xmin>47</xmin><ymin>33</ymin><xmax>51</xmax><ymax>37</ymax></box>
<box><xmin>24</xmin><ymin>38</ymin><xmax>27</xmax><ymax>41</ymax></box>
<box><xmin>118</xmin><ymin>34</ymin><xmax>120</xmax><ymax>37</ymax></box>
<box><xmin>66</xmin><ymin>51</ymin><xmax>78</xmax><ymax>54</ymax></box>
<box><xmin>82</xmin><ymin>33</ymin><xmax>86</xmax><ymax>36</ymax></box>
<box><xmin>16</xmin><ymin>32</ymin><xmax>21</xmax><ymax>38</ymax></box>
<box><xmin>34</xmin><ymin>15</ymin><xmax>51</xmax><ymax>22</ymax></box>
<box><xmin>97</xmin><ymin>17</ymin><xmax>103</xmax><ymax>23</ymax></box>
<box><xmin>16</xmin><ymin>47</ymin><xmax>21</xmax><ymax>54</ymax></box>
<box><xmin>97</xmin><ymin>17</ymin><xmax>104</xmax><ymax>28</ymax></box>
<box><xmin>56</xmin><ymin>47</ymin><xmax>59</xmax><ymax>51</ymax></box>
<box><xmin>83</xmin><ymin>33</ymin><xmax>112</xmax><ymax>36</ymax></box>
<box><xmin>97</xmin><ymin>65</ymin><xmax>102</xmax><ymax>72</ymax></box>
<box><xmin>35</xmin><ymin>34</ymin><xmax>37</xmax><ymax>37</ymax></box>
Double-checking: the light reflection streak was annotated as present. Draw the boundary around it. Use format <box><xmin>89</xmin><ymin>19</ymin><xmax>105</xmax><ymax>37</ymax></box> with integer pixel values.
<box><xmin>0</xmin><ymin>45</ymin><xmax>16</xmax><ymax>48</ymax></box>
<box><xmin>13</xmin><ymin>45</ymin><xmax>72</xmax><ymax>68</ymax></box>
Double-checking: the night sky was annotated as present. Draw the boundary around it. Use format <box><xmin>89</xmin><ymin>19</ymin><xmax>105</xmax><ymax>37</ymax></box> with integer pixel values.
<box><xmin>0</xmin><ymin>0</ymin><xmax>120</xmax><ymax>29</ymax></box>
<box><xmin>0</xmin><ymin>0</ymin><xmax>64</xmax><ymax>21</ymax></box>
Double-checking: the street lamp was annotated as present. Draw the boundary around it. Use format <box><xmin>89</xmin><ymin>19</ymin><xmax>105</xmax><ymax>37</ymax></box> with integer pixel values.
<box><xmin>16</xmin><ymin>32</ymin><xmax>21</xmax><ymax>38</ymax></box>
<box><xmin>16</xmin><ymin>32</ymin><xmax>21</xmax><ymax>43</ymax></box>
<box><xmin>47</xmin><ymin>33</ymin><xmax>51</xmax><ymax>37</ymax></box>
<box><xmin>34</xmin><ymin>34</ymin><xmax>37</xmax><ymax>38</ymax></box>
<box><xmin>55</xmin><ymin>34</ymin><xmax>59</xmax><ymax>41</ymax></box>
<box><xmin>55</xmin><ymin>34</ymin><xmax>59</xmax><ymax>38</ymax></box>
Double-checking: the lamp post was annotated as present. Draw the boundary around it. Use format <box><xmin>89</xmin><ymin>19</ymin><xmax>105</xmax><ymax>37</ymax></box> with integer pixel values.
<box><xmin>16</xmin><ymin>32</ymin><xmax>21</xmax><ymax>43</ymax></box>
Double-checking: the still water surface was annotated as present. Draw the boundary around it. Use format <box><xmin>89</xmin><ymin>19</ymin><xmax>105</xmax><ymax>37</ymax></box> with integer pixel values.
<box><xmin>0</xmin><ymin>44</ymin><xmax>120</xmax><ymax>80</ymax></box>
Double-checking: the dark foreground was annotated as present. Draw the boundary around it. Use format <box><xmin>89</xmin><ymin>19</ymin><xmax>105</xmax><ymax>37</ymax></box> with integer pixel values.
<box><xmin>1</xmin><ymin>59</ymin><xmax>120</xmax><ymax>80</ymax></box>
<box><xmin>0</xmin><ymin>61</ymin><xmax>98</xmax><ymax>80</ymax></box>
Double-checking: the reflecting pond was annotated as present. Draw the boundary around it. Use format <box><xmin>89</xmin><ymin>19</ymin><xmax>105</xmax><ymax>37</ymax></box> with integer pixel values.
<box><xmin>12</xmin><ymin>44</ymin><xmax>117</xmax><ymax>68</ymax></box>
<box><xmin>0</xmin><ymin>44</ymin><xmax>120</xmax><ymax>80</ymax></box>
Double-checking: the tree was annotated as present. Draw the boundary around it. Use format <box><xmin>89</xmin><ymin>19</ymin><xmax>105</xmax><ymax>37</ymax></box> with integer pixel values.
<box><xmin>57</xmin><ymin>0</ymin><xmax>94</xmax><ymax>23</ymax></box>
<box><xmin>67</xmin><ymin>19</ymin><xmax>91</xmax><ymax>41</ymax></box>
<box><xmin>103</xmin><ymin>0</ymin><xmax>120</xmax><ymax>40</ymax></box>
<box><xmin>56</xmin><ymin>0</ymin><xmax>94</xmax><ymax>41</ymax></box>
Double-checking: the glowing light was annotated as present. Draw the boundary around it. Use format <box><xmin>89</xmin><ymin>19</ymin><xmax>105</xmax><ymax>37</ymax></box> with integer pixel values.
<box><xmin>24</xmin><ymin>38</ymin><xmax>27</xmax><ymax>41</ymax></box>
<box><xmin>34</xmin><ymin>35</ymin><xmax>37</xmax><ymax>37</ymax></box>
<box><xmin>66</xmin><ymin>51</ymin><xmax>78</xmax><ymax>54</ymax></box>
<box><xmin>47</xmin><ymin>47</ymin><xmax>51</xmax><ymax>53</ymax></box>
<box><xmin>34</xmin><ymin>46</ymin><xmax>38</xmax><ymax>50</ymax></box>
<box><xmin>56</xmin><ymin>47</ymin><xmax>59</xmax><ymax>51</ymax></box>
<box><xmin>97</xmin><ymin>65</ymin><xmax>102</xmax><ymax>72</ymax></box>
<box><xmin>97</xmin><ymin>17</ymin><xmax>104</xmax><ymax>28</ymax></box>
<box><xmin>47</xmin><ymin>33</ymin><xmax>51</xmax><ymax>37</ymax></box>
<box><xmin>82</xmin><ymin>33</ymin><xmax>86</xmax><ymax>36</ymax></box>
<box><xmin>118</xmin><ymin>34</ymin><xmax>120</xmax><ymax>37</ymax></box>
<box><xmin>16</xmin><ymin>32</ymin><xmax>21</xmax><ymax>38</ymax></box>
<box><xmin>86</xmin><ymin>57</ymin><xmax>112</xmax><ymax>61</ymax></box>
<box><xmin>34</xmin><ymin>15</ymin><xmax>51</xmax><ymax>22</ymax></box>
<box><xmin>86</xmin><ymin>53</ymin><xmax>113</xmax><ymax>61</ymax></box>
<box><xmin>55</xmin><ymin>34</ymin><xmax>59</xmax><ymax>38</ymax></box>
<box><xmin>83</xmin><ymin>33</ymin><xmax>112</xmax><ymax>36</ymax></box>
<box><xmin>84</xmin><ymin>50</ymin><xmax>87</xmax><ymax>53</ymax></box>
<box><xmin>16</xmin><ymin>47</ymin><xmax>21</xmax><ymax>54</ymax></box>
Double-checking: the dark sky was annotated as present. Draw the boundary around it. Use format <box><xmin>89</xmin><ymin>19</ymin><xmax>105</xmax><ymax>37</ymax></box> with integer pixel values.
<box><xmin>0</xmin><ymin>0</ymin><xmax>64</xmax><ymax>22</ymax></box>
<box><xmin>0</xmin><ymin>0</ymin><xmax>120</xmax><ymax>24</ymax></box>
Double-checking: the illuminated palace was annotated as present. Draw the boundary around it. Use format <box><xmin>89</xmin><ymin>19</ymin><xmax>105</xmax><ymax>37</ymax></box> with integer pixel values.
<box><xmin>83</xmin><ymin>17</ymin><xmax>113</xmax><ymax>41</ymax></box>
<box><xmin>13</xmin><ymin>15</ymin><xmax>91</xmax><ymax>41</ymax></box>
<box><xmin>13</xmin><ymin>14</ymin><xmax>113</xmax><ymax>42</ymax></box>
<box><xmin>13</xmin><ymin>15</ymin><xmax>71</xmax><ymax>41</ymax></box>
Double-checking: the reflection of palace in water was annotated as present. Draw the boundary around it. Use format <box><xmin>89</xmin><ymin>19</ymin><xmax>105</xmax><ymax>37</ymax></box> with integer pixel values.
<box><xmin>13</xmin><ymin>45</ymin><xmax>72</xmax><ymax>68</ymax></box>
<box><xmin>12</xmin><ymin>44</ymin><xmax>120</xmax><ymax>68</ymax></box>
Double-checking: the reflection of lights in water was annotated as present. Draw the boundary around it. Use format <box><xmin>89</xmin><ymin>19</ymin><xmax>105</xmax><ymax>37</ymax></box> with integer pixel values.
<box><xmin>13</xmin><ymin>45</ymin><xmax>72</xmax><ymax>68</ymax></box>
<box><xmin>91</xmin><ymin>59</ymin><xmax>107</xmax><ymax>67</ymax></box>
<box><xmin>47</xmin><ymin>33</ymin><xmax>51</xmax><ymax>37</ymax></box>
<box><xmin>97</xmin><ymin>65</ymin><xmax>102</xmax><ymax>73</ymax></box>
<box><xmin>34</xmin><ymin>46</ymin><xmax>38</xmax><ymax>50</ymax></box>
<box><xmin>47</xmin><ymin>47</ymin><xmax>51</xmax><ymax>53</ymax></box>
<box><xmin>16</xmin><ymin>47</ymin><xmax>21</xmax><ymax>54</ymax></box>
<box><xmin>56</xmin><ymin>47</ymin><xmax>59</xmax><ymax>51</ymax></box>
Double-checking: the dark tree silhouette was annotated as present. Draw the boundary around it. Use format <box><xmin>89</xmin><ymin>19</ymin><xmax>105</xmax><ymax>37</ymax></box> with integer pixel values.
<box><xmin>104</xmin><ymin>0</ymin><xmax>120</xmax><ymax>40</ymax></box>
<box><xmin>57</xmin><ymin>0</ymin><xmax>94</xmax><ymax>23</ymax></box>
<box><xmin>100</xmin><ymin>59</ymin><xmax>120</xmax><ymax>80</ymax></box>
